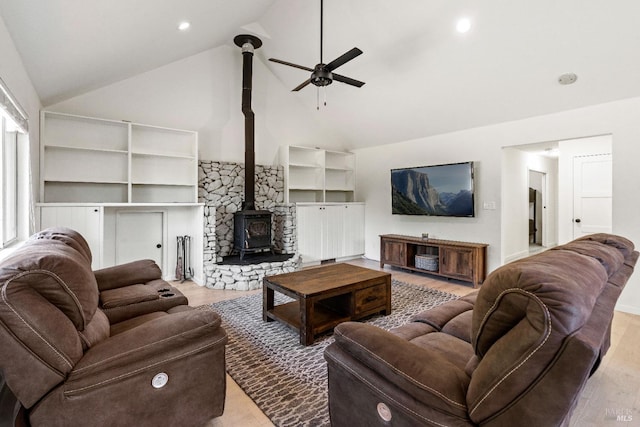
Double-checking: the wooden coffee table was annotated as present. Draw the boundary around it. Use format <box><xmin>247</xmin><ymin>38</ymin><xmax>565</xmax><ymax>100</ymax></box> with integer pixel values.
<box><xmin>263</xmin><ymin>263</ymin><xmax>392</xmax><ymax>345</ymax></box>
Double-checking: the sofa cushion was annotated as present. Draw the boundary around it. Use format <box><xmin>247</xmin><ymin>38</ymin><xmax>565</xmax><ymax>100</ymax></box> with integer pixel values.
<box><xmin>78</xmin><ymin>309</ymin><xmax>110</xmax><ymax>350</ymax></box>
<box><xmin>409</xmin><ymin>293</ymin><xmax>476</xmax><ymax>331</ymax></box>
<box><xmin>1</xmin><ymin>239</ymin><xmax>98</xmax><ymax>331</ymax></box>
<box><xmin>551</xmin><ymin>239</ymin><xmax>624</xmax><ymax>276</ymax></box>
<box><xmin>30</xmin><ymin>226</ymin><xmax>92</xmax><ymax>265</ymax></box>
<box><xmin>94</xmin><ymin>259</ymin><xmax>162</xmax><ymax>291</ymax></box>
<box><xmin>575</xmin><ymin>233</ymin><xmax>635</xmax><ymax>258</ymax></box>
<box><xmin>100</xmin><ymin>284</ymin><xmax>159</xmax><ymax>309</ymax></box>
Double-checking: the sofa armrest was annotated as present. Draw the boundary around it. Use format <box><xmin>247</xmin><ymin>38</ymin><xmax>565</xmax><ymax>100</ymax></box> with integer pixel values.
<box><xmin>327</xmin><ymin>322</ymin><xmax>470</xmax><ymax>418</ymax></box>
<box><xmin>65</xmin><ymin>309</ymin><xmax>226</xmax><ymax>395</ymax></box>
<box><xmin>94</xmin><ymin>259</ymin><xmax>162</xmax><ymax>291</ymax></box>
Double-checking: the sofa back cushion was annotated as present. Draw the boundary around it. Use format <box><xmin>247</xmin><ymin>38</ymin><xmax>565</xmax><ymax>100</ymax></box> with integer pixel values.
<box><xmin>30</xmin><ymin>226</ymin><xmax>93</xmax><ymax>265</ymax></box>
<box><xmin>0</xmin><ymin>238</ymin><xmax>98</xmax><ymax>406</ymax></box>
<box><xmin>467</xmin><ymin>241</ymin><xmax>620</xmax><ymax>423</ymax></box>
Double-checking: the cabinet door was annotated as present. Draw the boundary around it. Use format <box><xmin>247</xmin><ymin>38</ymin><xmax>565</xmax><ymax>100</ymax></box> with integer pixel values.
<box><xmin>296</xmin><ymin>205</ymin><xmax>324</xmax><ymax>263</ymax></box>
<box><xmin>440</xmin><ymin>246</ymin><xmax>473</xmax><ymax>281</ymax></box>
<box><xmin>115</xmin><ymin>211</ymin><xmax>164</xmax><ymax>272</ymax></box>
<box><xmin>322</xmin><ymin>205</ymin><xmax>344</xmax><ymax>259</ymax></box>
<box><xmin>381</xmin><ymin>239</ymin><xmax>406</xmax><ymax>266</ymax></box>
<box><xmin>342</xmin><ymin>204</ymin><xmax>364</xmax><ymax>257</ymax></box>
<box><xmin>40</xmin><ymin>206</ymin><xmax>103</xmax><ymax>269</ymax></box>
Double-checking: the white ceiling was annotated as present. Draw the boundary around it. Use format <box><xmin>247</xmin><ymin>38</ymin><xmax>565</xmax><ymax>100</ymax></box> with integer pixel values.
<box><xmin>2</xmin><ymin>0</ymin><xmax>640</xmax><ymax>149</ymax></box>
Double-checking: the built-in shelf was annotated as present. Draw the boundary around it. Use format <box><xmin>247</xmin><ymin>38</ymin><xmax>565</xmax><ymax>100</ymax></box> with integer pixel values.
<box><xmin>40</xmin><ymin>111</ymin><xmax>199</xmax><ymax>204</ymax></box>
<box><xmin>281</xmin><ymin>145</ymin><xmax>356</xmax><ymax>203</ymax></box>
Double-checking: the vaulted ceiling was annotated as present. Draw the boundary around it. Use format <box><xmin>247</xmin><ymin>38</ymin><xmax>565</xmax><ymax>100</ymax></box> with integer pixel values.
<box><xmin>1</xmin><ymin>0</ymin><xmax>640</xmax><ymax>149</ymax></box>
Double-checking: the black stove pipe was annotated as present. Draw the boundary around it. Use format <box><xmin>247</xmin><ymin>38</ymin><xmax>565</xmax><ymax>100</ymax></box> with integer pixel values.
<box><xmin>234</xmin><ymin>34</ymin><xmax>262</xmax><ymax>211</ymax></box>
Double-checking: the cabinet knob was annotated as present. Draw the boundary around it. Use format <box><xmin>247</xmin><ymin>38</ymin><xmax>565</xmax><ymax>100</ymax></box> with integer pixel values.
<box><xmin>156</xmin><ymin>244</ymin><xmax>162</xmax><ymax>248</ymax></box>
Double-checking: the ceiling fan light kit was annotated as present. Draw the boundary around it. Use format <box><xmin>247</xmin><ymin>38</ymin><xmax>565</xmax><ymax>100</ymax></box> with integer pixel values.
<box><xmin>268</xmin><ymin>0</ymin><xmax>365</xmax><ymax>107</ymax></box>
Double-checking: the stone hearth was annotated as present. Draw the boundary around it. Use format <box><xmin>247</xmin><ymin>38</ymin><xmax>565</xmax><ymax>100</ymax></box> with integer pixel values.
<box><xmin>204</xmin><ymin>254</ymin><xmax>301</xmax><ymax>291</ymax></box>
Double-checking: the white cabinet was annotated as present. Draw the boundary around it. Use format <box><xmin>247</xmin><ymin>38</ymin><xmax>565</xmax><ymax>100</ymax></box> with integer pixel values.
<box><xmin>282</xmin><ymin>146</ymin><xmax>355</xmax><ymax>203</ymax></box>
<box><xmin>296</xmin><ymin>203</ymin><xmax>365</xmax><ymax>265</ymax></box>
<box><xmin>40</xmin><ymin>205</ymin><xmax>103</xmax><ymax>269</ymax></box>
<box><xmin>40</xmin><ymin>111</ymin><xmax>198</xmax><ymax>203</ymax></box>
<box><xmin>38</xmin><ymin>204</ymin><xmax>204</xmax><ymax>283</ymax></box>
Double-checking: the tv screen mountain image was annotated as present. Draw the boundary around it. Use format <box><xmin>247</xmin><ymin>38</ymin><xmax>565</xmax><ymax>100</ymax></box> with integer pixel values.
<box><xmin>391</xmin><ymin>162</ymin><xmax>475</xmax><ymax>217</ymax></box>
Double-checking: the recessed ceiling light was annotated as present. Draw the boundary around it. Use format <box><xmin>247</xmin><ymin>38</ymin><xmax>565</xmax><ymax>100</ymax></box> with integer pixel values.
<box><xmin>178</xmin><ymin>21</ymin><xmax>191</xmax><ymax>31</ymax></box>
<box><xmin>456</xmin><ymin>17</ymin><xmax>472</xmax><ymax>34</ymax></box>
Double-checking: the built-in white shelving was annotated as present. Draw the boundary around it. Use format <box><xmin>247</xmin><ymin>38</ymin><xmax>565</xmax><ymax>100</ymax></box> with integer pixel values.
<box><xmin>38</xmin><ymin>111</ymin><xmax>204</xmax><ymax>282</ymax></box>
<box><xmin>281</xmin><ymin>145</ymin><xmax>356</xmax><ymax>203</ymax></box>
<box><xmin>40</xmin><ymin>111</ymin><xmax>198</xmax><ymax>204</ymax></box>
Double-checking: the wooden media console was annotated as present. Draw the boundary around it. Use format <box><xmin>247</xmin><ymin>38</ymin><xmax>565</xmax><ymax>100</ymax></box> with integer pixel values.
<box><xmin>380</xmin><ymin>234</ymin><xmax>488</xmax><ymax>287</ymax></box>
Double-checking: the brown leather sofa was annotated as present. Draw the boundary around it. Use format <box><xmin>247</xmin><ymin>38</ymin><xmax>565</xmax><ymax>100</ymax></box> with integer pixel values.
<box><xmin>0</xmin><ymin>227</ymin><xmax>227</xmax><ymax>426</ymax></box>
<box><xmin>324</xmin><ymin>233</ymin><xmax>638</xmax><ymax>426</ymax></box>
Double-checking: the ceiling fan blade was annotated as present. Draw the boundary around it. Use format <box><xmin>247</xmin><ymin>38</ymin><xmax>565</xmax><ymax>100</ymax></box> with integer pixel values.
<box><xmin>292</xmin><ymin>79</ymin><xmax>313</xmax><ymax>91</ymax></box>
<box><xmin>332</xmin><ymin>73</ymin><xmax>365</xmax><ymax>88</ymax></box>
<box><xmin>325</xmin><ymin>48</ymin><xmax>363</xmax><ymax>72</ymax></box>
<box><xmin>269</xmin><ymin>58</ymin><xmax>314</xmax><ymax>72</ymax></box>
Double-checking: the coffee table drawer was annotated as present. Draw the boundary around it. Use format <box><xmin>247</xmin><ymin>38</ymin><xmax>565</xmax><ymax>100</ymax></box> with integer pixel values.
<box><xmin>355</xmin><ymin>284</ymin><xmax>388</xmax><ymax>315</ymax></box>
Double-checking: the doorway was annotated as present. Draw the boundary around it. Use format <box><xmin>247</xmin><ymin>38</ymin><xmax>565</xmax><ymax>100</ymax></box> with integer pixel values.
<box><xmin>528</xmin><ymin>170</ymin><xmax>545</xmax><ymax>252</ymax></box>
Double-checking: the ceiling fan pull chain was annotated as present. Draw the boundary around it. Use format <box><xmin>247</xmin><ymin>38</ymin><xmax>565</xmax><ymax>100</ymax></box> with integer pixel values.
<box><xmin>317</xmin><ymin>87</ymin><xmax>320</xmax><ymax>110</ymax></box>
<box><xmin>323</xmin><ymin>86</ymin><xmax>327</xmax><ymax>106</ymax></box>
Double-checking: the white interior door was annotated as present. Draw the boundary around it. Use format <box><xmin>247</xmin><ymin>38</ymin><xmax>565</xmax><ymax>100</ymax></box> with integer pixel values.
<box><xmin>116</xmin><ymin>211</ymin><xmax>164</xmax><ymax>271</ymax></box>
<box><xmin>573</xmin><ymin>154</ymin><xmax>612</xmax><ymax>238</ymax></box>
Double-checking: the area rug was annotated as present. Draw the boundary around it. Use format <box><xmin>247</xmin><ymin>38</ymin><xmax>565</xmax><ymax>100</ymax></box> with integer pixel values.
<box><xmin>203</xmin><ymin>280</ymin><xmax>459</xmax><ymax>427</ymax></box>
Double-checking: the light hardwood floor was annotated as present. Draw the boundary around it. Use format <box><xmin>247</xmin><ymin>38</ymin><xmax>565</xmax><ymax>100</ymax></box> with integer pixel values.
<box><xmin>174</xmin><ymin>258</ymin><xmax>640</xmax><ymax>426</ymax></box>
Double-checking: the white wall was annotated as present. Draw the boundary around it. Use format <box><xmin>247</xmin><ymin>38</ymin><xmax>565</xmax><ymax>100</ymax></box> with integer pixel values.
<box><xmin>501</xmin><ymin>147</ymin><xmax>529</xmax><ymax>261</ymax></box>
<box><xmin>354</xmin><ymin>96</ymin><xmax>640</xmax><ymax>315</ymax></box>
<box><xmin>0</xmin><ymin>14</ymin><xmax>41</xmax><ymax>240</ymax></box>
<box><xmin>48</xmin><ymin>45</ymin><xmax>348</xmax><ymax>166</ymax></box>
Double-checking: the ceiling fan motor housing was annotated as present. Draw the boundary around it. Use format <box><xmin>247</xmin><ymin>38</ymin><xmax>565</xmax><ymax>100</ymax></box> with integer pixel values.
<box><xmin>312</xmin><ymin>65</ymin><xmax>333</xmax><ymax>87</ymax></box>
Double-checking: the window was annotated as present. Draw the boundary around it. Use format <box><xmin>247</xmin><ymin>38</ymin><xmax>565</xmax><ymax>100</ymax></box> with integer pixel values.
<box><xmin>1</xmin><ymin>115</ymin><xmax>18</xmax><ymax>246</ymax></box>
<box><xmin>0</xmin><ymin>78</ymin><xmax>28</xmax><ymax>249</ymax></box>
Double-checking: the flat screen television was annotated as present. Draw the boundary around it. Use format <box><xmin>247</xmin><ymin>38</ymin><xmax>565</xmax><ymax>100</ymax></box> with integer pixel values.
<box><xmin>391</xmin><ymin>161</ymin><xmax>475</xmax><ymax>217</ymax></box>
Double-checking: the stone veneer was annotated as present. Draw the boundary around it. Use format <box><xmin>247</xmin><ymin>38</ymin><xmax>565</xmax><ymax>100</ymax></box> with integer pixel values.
<box><xmin>199</xmin><ymin>160</ymin><xmax>299</xmax><ymax>290</ymax></box>
<box><xmin>204</xmin><ymin>255</ymin><xmax>301</xmax><ymax>290</ymax></box>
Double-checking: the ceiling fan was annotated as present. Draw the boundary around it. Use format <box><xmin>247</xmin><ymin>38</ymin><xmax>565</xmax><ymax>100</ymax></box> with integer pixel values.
<box><xmin>268</xmin><ymin>0</ymin><xmax>365</xmax><ymax>99</ymax></box>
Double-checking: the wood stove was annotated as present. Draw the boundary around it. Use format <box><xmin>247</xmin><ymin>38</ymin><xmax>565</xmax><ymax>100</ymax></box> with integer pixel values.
<box><xmin>233</xmin><ymin>210</ymin><xmax>272</xmax><ymax>259</ymax></box>
<box><xmin>232</xmin><ymin>34</ymin><xmax>273</xmax><ymax>260</ymax></box>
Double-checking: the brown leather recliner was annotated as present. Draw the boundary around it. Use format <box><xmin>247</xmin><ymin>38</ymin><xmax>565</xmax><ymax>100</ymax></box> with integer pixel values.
<box><xmin>0</xmin><ymin>227</ymin><xmax>227</xmax><ymax>426</ymax></box>
<box><xmin>324</xmin><ymin>233</ymin><xmax>638</xmax><ymax>426</ymax></box>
